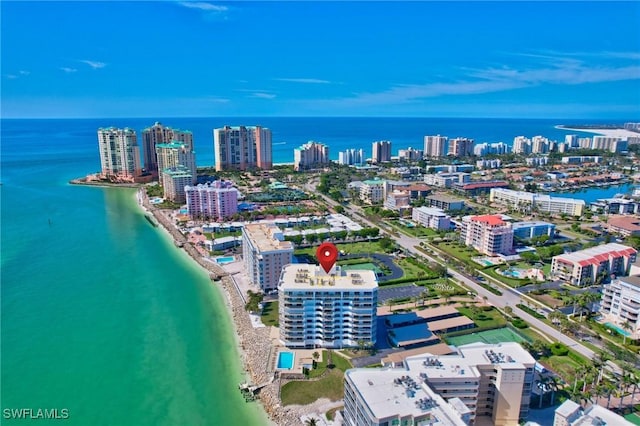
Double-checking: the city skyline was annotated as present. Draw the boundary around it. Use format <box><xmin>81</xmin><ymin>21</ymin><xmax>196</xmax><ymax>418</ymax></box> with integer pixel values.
<box><xmin>2</xmin><ymin>1</ymin><xmax>639</xmax><ymax>119</ymax></box>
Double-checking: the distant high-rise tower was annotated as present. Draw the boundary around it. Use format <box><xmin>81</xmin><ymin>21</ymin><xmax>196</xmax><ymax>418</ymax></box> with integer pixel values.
<box><xmin>338</xmin><ymin>148</ymin><xmax>364</xmax><ymax>166</ymax></box>
<box><xmin>372</xmin><ymin>140</ymin><xmax>392</xmax><ymax>163</ymax></box>
<box><xmin>447</xmin><ymin>138</ymin><xmax>474</xmax><ymax>157</ymax></box>
<box><xmin>213</xmin><ymin>125</ymin><xmax>272</xmax><ymax>171</ymax></box>
<box><xmin>141</xmin><ymin>122</ymin><xmax>193</xmax><ymax>174</ymax></box>
<box><xmin>424</xmin><ymin>135</ymin><xmax>447</xmax><ymax>157</ymax></box>
<box><xmin>97</xmin><ymin>127</ymin><xmax>141</xmax><ymax>179</ymax></box>
<box><xmin>294</xmin><ymin>141</ymin><xmax>330</xmax><ymax>171</ymax></box>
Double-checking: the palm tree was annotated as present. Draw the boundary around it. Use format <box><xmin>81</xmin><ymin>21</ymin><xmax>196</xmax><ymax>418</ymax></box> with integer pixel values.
<box><xmin>537</xmin><ymin>376</ymin><xmax>550</xmax><ymax>408</ymax></box>
<box><xmin>574</xmin><ymin>365</ymin><xmax>589</xmax><ymax>393</ymax></box>
<box><xmin>605</xmin><ymin>381</ymin><xmax>616</xmax><ymax>409</ymax></box>
<box><xmin>579</xmin><ymin>292</ymin><xmax>601</xmax><ymax>321</ymax></box>
<box><xmin>621</xmin><ymin>320</ymin><xmax>633</xmax><ymax>345</ymax></box>
<box><xmin>594</xmin><ymin>352</ymin><xmax>610</xmax><ymax>386</ymax></box>
<box><xmin>305</xmin><ymin>418</ymin><xmax>319</xmax><ymax>426</ymax></box>
<box><xmin>548</xmin><ymin>376</ymin><xmax>560</xmax><ymax>406</ymax></box>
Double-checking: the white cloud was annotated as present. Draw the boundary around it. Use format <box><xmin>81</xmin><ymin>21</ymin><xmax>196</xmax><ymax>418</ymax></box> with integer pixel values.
<box><xmin>251</xmin><ymin>92</ymin><xmax>276</xmax><ymax>99</ymax></box>
<box><xmin>60</xmin><ymin>67</ymin><xmax>78</xmax><ymax>73</ymax></box>
<box><xmin>5</xmin><ymin>74</ymin><xmax>18</xmax><ymax>79</ymax></box>
<box><xmin>80</xmin><ymin>60</ymin><xmax>106</xmax><ymax>69</ymax></box>
<box><xmin>275</xmin><ymin>78</ymin><xmax>331</xmax><ymax>84</ymax></box>
<box><xmin>179</xmin><ymin>2</ymin><xmax>227</xmax><ymax>12</ymax></box>
<box><xmin>206</xmin><ymin>96</ymin><xmax>230</xmax><ymax>103</ymax></box>
<box><xmin>18</xmin><ymin>70</ymin><xmax>30</xmax><ymax>76</ymax></box>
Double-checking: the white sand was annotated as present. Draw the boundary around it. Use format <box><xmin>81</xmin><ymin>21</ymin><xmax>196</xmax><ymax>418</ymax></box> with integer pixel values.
<box><xmin>556</xmin><ymin>126</ymin><xmax>640</xmax><ymax>139</ymax></box>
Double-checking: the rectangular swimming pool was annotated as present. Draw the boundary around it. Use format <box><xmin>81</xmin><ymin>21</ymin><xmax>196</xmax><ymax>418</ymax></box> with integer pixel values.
<box><xmin>277</xmin><ymin>351</ymin><xmax>295</xmax><ymax>370</ymax></box>
<box><xmin>215</xmin><ymin>256</ymin><xmax>235</xmax><ymax>265</ymax></box>
<box><xmin>604</xmin><ymin>322</ymin><xmax>631</xmax><ymax>337</ymax></box>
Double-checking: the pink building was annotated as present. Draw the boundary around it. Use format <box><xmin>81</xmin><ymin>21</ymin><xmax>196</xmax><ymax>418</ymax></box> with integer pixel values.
<box><xmin>461</xmin><ymin>215</ymin><xmax>513</xmax><ymax>256</ymax></box>
<box><xmin>185</xmin><ymin>181</ymin><xmax>239</xmax><ymax>221</ymax></box>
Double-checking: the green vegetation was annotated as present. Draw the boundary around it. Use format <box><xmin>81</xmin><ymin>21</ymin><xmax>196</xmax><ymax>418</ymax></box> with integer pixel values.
<box><xmin>517</xmin><ymin>303</ymin><xmax>545</xmax><ymax>319</ymax></box>
<box><xmin>433</xmin><ymin>241</ymin><xmax>479</xmax><ymax>263</ymax></box>
<box><xmin>260</xmin><ymin>301</ymin><xmax>279</xmax><ymax>327</ymax></box>
<box><xmin>145</xmin><ymin>184</ymin><xmax>163</xmax><ymax>197</ymax></box>
<box><xmin>245</xmin><ymin>290</ymin><xmax>263</xmax><ymax>313</ymax></box>
<box><xmin>457</xmin><ymin>306</ymin><xmax>507</xmax><ymax>329</ymax></box>
<box><xmin>245</xmin><ymin>188</ymin><xmax>309</xmax><ymax>202</ymax></box>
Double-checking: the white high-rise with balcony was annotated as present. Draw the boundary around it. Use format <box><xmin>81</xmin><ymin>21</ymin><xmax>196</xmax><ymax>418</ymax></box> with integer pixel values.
<box><xmin>242</xmin><ymin>223</ymin><xmax>293</xmax><ymax>291</ymax></box>
<box><xmin>599</xmin><ymin>276</ymin><xmax>640</xmax><ymax>339</ymax></box>
<box><xmin>97</xmin><ymin>127</ymin><xmax>141</xmax><ymax>179</ymax></box>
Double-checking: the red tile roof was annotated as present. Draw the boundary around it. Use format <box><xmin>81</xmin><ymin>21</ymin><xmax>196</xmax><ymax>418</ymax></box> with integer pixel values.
<box><xmin>471</xmin><ymin>215</ymin><xmax>506</xmax><ymax>226</ymax></box>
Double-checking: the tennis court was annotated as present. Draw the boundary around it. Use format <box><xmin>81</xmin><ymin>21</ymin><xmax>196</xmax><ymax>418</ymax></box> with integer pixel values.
<box><xmin>446</xmin><ymin>327</ymin><xmax>526</xmax><ymax>346</ymax></box>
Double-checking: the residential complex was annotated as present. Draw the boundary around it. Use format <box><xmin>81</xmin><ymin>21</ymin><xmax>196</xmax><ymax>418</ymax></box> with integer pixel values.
<box><xmin>338</xmin><ymin>148</ymin><xmax>364</xmax><ymax>166</ymax></box>
<box><xmin>141</xmin><ymin>122</ymin><xmax>193</xmax><ymax>174</ymax></box>
<box><xmin>550</xmin><ymin>243</ymin><xmax>637</xmax><ymax>287</ymax></box>
<box><xmin>156</xmin><ymin>142</ymin><xmax>197</xmax><ymax>185</ymax></box>
<box><xmin>412</xmin><ymin>207</ymin><xmax>451</xmax><ymax>231</ymax></box>
<box><xmin>447</xmin><ymin>137</ymin><xmax>474</xmax><ymax>157</ymax></box>
<box><xmin>554</xmin><ymin>399</ymin><xmax>634</xmax><ymax>426</ymax></box>
<box><xmin>426</xmin><ymin>194</ymin><xmax>465</xmax><ymax>211</ymax></box>
<box><xmin>242</xmin><ymin>223</ymin><xmax>293</xmax><ymax>291</ymax></box>
<box><xmin>213</xmin><ymin>125</ymin><xmax>272</xmax><ymax>171</ymax></box>
<box><xmin>398</xmin><ymin>147</ymin><xmax>423</xmax><ymax>161</ymax></box>
<box><xmin>424</xmin><ymin>172</ymin><xmax>470</xmax><ymax>188</ymax></box>
<box><xmin>599</xmin><ymin>276</ymin><xmax>640</xmax><ymax>338</ymax></box>
<box><xmin>278</xmin><ymin>264</ymin><xmax>378</xmax><ymax>349</ymax></box>
<box><xmin>348</xmin><ymin>179</ymin><xmax>386</xmax><ymax>205</ymax></box>
<box><xmin>161</xmin><ymin>166</ymin><xmax>193</xmax><ymax>203</ymax></box>
<box><xmin>372</xmin><ymin>140</ymin><xmax>392</xmax><ymax>163</ymax></box>
<box><xmin>474</xmin><ymin>142</ymin><xmax>509</xmax><ymax>156</ymax></box>
<box><xmin>490</xmin><ymin>188</ymin><xmax>586</xmax><ymax>217</ymax></box>
<box><xmin>460</xmin><ymin>215</ymin><xmax>513</xmax><ymax>256</ymax></box>
<box><xmin>383</xmin><ymin>190</ymin><xmax>411</xmax><ymax>213</ymax></box>
<box><xmin>424</xmin><ymin>135</ymin><xmax>447</xmax><ymax>157</ymax></box>
<box><xmin>511</xmin><ymin>221</ymin><xmax>556</xmax><ymax>240</ymax></box>
<box><xmin>607</xmin><ymin>215</ymin><xmax>640</xmax><ymax>237</ymax></box>
<box><xmin>97</xmin><ymin>127</ymin><xmax>141</xmax><ymax>179</ymax></box>
<box><xmin>185</xmin><ymin>180</ymin><xmax>239</xmax><ymax>221</ymax></box>
<box><xmin>293</xmin><ymin>141</ymin><xmax>330</xmax><ymax>171</ymax></box>
<box><xmin>344</xmin><ymin>342</ymin><xmax>535</xmax><ymax>426</ymax></box>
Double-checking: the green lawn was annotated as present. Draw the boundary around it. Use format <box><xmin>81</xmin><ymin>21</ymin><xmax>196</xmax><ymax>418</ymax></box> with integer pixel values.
<box><xmin>295</xmin><ymin>241</ymin><xmax>384</xmax><ymax>257</ymax></box>
<box><xmin>542</xmin><ymin>355</ymin><xmax>581</xmax><ymax>382</ymax></box>
<box><xmin>386</xmin><ymin>220</ymin><xmax>438</xmax><ymax>238</ymax></box>
<box><xmin>260</xmin><ymin>301</ymin><xmax>279</xmax><ymax>327</ymax></box>
<box><xmin>396</xmin><ymin>257</ymin><xmax>435</xmax><ymax>278</ymax></box>
<box><xmin>433</xmin><ymin>242</ymin><xmax>479</xmax><ymax>263</ymax></box>
<box><xmin>457</xmin><ymin>306</ymin><xmax>507</xmax><ymax>329</ymax></box>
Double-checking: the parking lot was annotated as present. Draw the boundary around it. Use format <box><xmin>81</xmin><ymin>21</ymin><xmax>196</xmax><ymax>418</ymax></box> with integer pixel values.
<box><xmin>378</xmin><ymin>284</ymin><xmax>425</xmax><ymax>303</ymax></box>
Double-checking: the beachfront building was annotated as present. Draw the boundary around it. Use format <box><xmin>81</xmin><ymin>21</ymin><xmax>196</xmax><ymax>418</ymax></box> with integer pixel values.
<box><xmin>161</xmin><ymin>166</ymin><xmax>192</xmax><ymax>203</ymax></box>
<box><xmin>424</xmin><ymin>135</ymin><xmax>447</xmax><ymax>158</ymax></box>
<box><xmin>278</xmin><ymin>264</ymin><xmax>378</xmax><ymax>349</ymax></box>
<box><xmin>550</xmin><ymin>243</ymin><xmax>637</xmax><ymax>287</ymax></box>
<box><xmin>426</xmin><ymin>194</ymin><xmax>465</xmax><ymax>211</ymax></box>
<box><xmin>599</xmin><ymin>276</ymin><xmax>640</xmax><ymax>338</ymax></box>
<box><xmin>489</xmin><ymin>188</ymin><xmax>585</xmax><ymax>217</ymax></box>
<box><xmin>592</xmin><ymin>136</ymin><xmax>626</xmax><ymax>153</ymax></box>
<box><xmin>398</xmin><ymin>147</ymin><xmax>423</xmax><ymax>162</ymax></box>
<box><xmin>513</xmin><ymin>136</ymin><xmax>532</xmax><ymax>155</ymax></box>
<box><xmin>242</xmin><ymin>223</ymin><xmax>293</xmax><ymax>292</ymax></box>
<box><xmin>338</xmin><ymin>148</ymin><xmax>364</xmax><ymax>166</ymax></box>
<box><xmin>554</xmin><ymin>399</ymin><xmax>634</xmax><ymax>426</ymax></box>
<box><xmin>512</xmin><ymin>221</ymin><xmax>556</xmax><ymax>241</ymax></box>
<box><xmin>412</xmin><ymin>207</ymin><xmax>451</xmax><ymax>231</ymax></box>
<box><xmin>293</xmin><ymin>141</ymin><xmax>329</xmax><ymax>171</ymax></box>
<box><xmin>372</xmin><ymin>140</ymin><xmax>392</xmax><ymax>163</ymax></box>
<box><xmin>185</xmin><ymin>181</ymin><xmax>239</xmax><ymax>221</ymax></box>
<box><xmin>156</xmin><ymin>142</ymin><xmax>197</xmax><ymax>185</ymax></box>
<box><xmin>141</xmin><ymin>122</ymin><xmax>193</xmax><ymax>175</ymax></box>
<box><xmin>97</xmin><ymin>127</ymin><xmax>142</xmax><ymax>180</ymax></box>
<box><xmin>474</xmin><ymin>142</ymin><xmax>510</xmax><ymax>156</ymax></box>
<box><xmin>213</xmin><ymin>125</ymin><xmax>272</xmax><ymax>171</ymax></box>
<box><xmin>447</xmin><ymin>137</ymin><xmax>474</xmax><ymax>157</ymax></box>
<box><xmin>344</xmin><ymin>342</ymin><xmax>535</xmax><ymax>426</ymax></box>
<box><xmin>460</xmin><ymin>215</ymin><xmax>513</xmax><ymax>256</ymax></box>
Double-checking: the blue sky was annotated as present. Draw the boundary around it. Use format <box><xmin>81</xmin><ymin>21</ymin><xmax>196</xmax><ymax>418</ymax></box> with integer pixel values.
<box><xmin>2</xmin><ymin>1</ymin><xmax>639</xmax><ymax>118</ymax></box>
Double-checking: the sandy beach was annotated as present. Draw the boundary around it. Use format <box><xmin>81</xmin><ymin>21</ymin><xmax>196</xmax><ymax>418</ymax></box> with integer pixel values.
<box><xmin>136</xmin><ymin>188</ymin><xmax>304</xmax><ymax>426</ymax></box>
<box><xmin>555</xmin><ymin>125</ymin><xmax>640</xmax><ymax>139</ymax></box>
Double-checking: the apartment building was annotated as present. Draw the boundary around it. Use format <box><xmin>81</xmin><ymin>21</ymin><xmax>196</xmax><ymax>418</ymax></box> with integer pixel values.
<box><xmin>242</xmin><ymin>223</ymin><xmax>293</xmax><ymax>291</ymax></box>
<box><xmin>398</xmin><ymin>147</ymin><xmax>423</xmax><ymax>161</ymax></box>
<box><xmin>293</xmin><ymin>141</ymin><xmax>330</xmax><ymax>171</ymax></box>
<box><xmin>412</xmin><ymin>207</ymin><xmax>451</xmax><ymax>231</ymax></box>
<box><xmin>447</xmin><ymin>138</ymin><xmax>474</xmax><ymax>157</ymax></box>
<box><xmin>213</xmin><ymin>125</ymin><xmax>272</xmax><ymax>171</ymax></box>
<box><xmin>344</xmin><ymin>342</ymin><xmax>535</xmax><ymax>426</ymax></box>
<box><xmin>513</xmin><ymin>136</ymin><xmax>531</xmax><ymax>155</ymax></box>
<box><xmin>424</xmin><ymin>172</ymin><xmax>470</xmax><ymax>188</ymax></box>
<box><xmin>607</xmin><ymin>215</ymin><xmax>640</xmax><ymax>237</ymax></box>
<box><xmin>338</xmin><ymin>148</ymin><xmax>364</xmax><ymax>166</ymax></box>
<box><xmin>561</xmin><ymin>156</ymin><xmax>602</xmax><ymax>165</ymax></box>
<box><xmin>599</xmin><ymin>276</ymin><xmax>640</xmax><ymax>339</ymax></box>
<box><xmin>476</xmin><ymin>159</ymin><xmax>502</xmax><ymax>170</ymax></box>
<box><xmin>161</xmin><ymin>166</ymin><xmax>192</xmax><ymax>203</ymax></box>
<box><xmin>384</xmin><ymin>191</ymin><xmax>411</xmax><ymax>212</ymax></box>
<box><xmin>512</xmin><ymin>221</ymin><xmax>556</xmax><ymax>240</ymax></box>
<box><xmin>156</xmin><ymin>142</ymin><xmax>197</xmax><ymax>185</ymax></box>
<box><xmin>474</xmin><ymin>142</ymin><xmax>509</xmax><ymax>156</ymax></box>
<box><xmin>592</xmin><ymin>199</ymin><xmax>640</xmax><ymax>215</ymax></box>
<box><xmin>348</xmin><ymin>179</ymin><xmax>386</xmax><ymax>205</ymax></box>
<box><xmin>97</xmin><ymin>127</ymin><xmax>141</xmax><ymax>179</ymax></box>
<box><xmin>424</xmin><ymin>135</ymin><xmax>447</xmax><ymax>157</ymax></box>
<box><xmin>554</xmin><ymin>399</ymin><xmax>634</xmax><ymax>426</ymax></box>
<box><xmin>426</xmin><ymin>194</ymin><xmax>465</xmax><ymax>211</ymax></box>
<box><xmin>185</xmin><ymin>180</ymin><xmax>239</xmax><ymax>221</ymax></box>
<box><xmin>460</xmin><ymin>215</ymin><xmax>513</xmax><ymax>256</ymax></box>
<box><xmin>278</xmin><ymin>264</ymin><xmax>377</xmax><ymax>348</ymax></box>
<box><xmin>550</xmin><ymin>243</ymin><xmax>637</xmax><ymax>287</ymax></box>
<box><xmin>490</xmin><ymin>188</ymin><xmax>585</xmax><ymax>217</ymax></box>
<box><xmin>141</xmin><ymin>122</ymin><xmax>193</xmax><ymax>174</ymax></box>
<box><xmin>592</xmin><ymin>136</ymin><xmax>626</xmax><ymax>153</ymax></box>
<box><xmin>372</xmin><ymin>140</ymin><xmax>392</xmax><ymax>163</ymax></box>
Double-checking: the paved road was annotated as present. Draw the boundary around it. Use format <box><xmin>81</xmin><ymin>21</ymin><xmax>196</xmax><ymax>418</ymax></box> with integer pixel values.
<box><xmin>311</xmin><ymin>190</ymin><xmax>598</xmax><ymax>359</ymax></box>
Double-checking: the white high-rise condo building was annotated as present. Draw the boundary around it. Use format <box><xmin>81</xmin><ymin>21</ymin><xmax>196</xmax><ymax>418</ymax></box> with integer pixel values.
<box><xmin>278</xmin><ymin>264</ymin><xmax>377</xmax><ymax>348</ymax></box>
<box><xmin>424</xmin><ymin>135</ymin><xmax>447</xmax><ymax>157</ymax></box>
<box><xmin>447</xmin><ymin>138</ymin><xmax>474</xmax><ymax>157</ymax></box>
<box><xmin>599</xmin><ymin>276</ymin><xmax>640</xmax><ymax>340</ymax></box>
<box><xmin>97</xmin><ymin>127</ymin><xmax>141</xmax><ymax>180</ymax></box>
<box><xmin>156</xmin><ymin>142</ymin><xmax>197</xmax><ymax>185</ymax></box>
<box><xmin>242</xmin><ymin>223</ymin><xmax>293</xmax><ymax>291</ymax></box>
<box><xmin>344</xmin><ymin>342</ymin><xmax>535</xmax><ymax>426</ymax></box>
<box><xmin>512</xmin><ymin>136</ymin><xmax>531</xmax><ymax>155</ymax></box>
<box><xmin>372</xmin><ymin>140</ymin><xmax>392</xmax><ymax>163</ymax></box>
<box><xmin>161</xmin><ymin>166</ymin><xmax>192</xmax><ymax>203</ymax></box>
<box><xmin>142</xmin><ymin>122</ymin><xmax>193</xmax><ymax>174</ymax></box>
<box><xmin>338</xmin><ymin>148</ymin><xmax>364</xmax><ymax>166</ymax></box>
<box><xmin>213</xmin><ymin>125</ymin><xmax>272</xmax><ymax>171</ymax></box>
<box><xmin>460</xmin><ymin>215</ymin><xmax>513</xmax><ymax>256</ymax></box>
<box><xmin>293</xmin><ymin>141</ymin><xmax>330</xmax><ymax>171</ymax></box>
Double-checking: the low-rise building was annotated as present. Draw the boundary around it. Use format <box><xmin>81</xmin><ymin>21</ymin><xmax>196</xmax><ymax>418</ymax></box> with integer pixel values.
<box><xmin>349</xmin><ymin>179</ymin><xmax>386</xmax><ymax>205</ymax></box>
<box><xmin>426</xmin><ymin>194</ymin><xmax>465</xmax><ymax>211</ymax></box>
<box><xmin>599</xmin><ymin>276</ymin><xmax>640</xmax><ymax>339</ymax></box>
<box><xmin>560</xmin><ymin>156</ymin><xmax>603</xmax><ymax>164</ymax></box>
<box><xmin>344</xmin><ymin>342</ymin><xmax>535</xmax><ymax>426</ymax></box>
<box><xmin>607</xmin><ymin>215</ymin><xmax>640</xmax><ymax>237</ymax></box>
<box><xmin>412</xmin><ymin>206</ymin><xmax>451</xmax><ymax>231</ymax></box>
<box><xmin>455</xmin><ymin>180</ymin><xmax>509</xmax><ymax>196</ymax></box>
<box><xmin>593</xmin><ymin>198</ymin><xmax>640</xmax><ymax>215</ymax></box>
<box><xmin>278</xmin><ymin>264</ymin><xmax>377</xmax><ymax>348</ymax></box>
<box><xmin>550</xmin><ymin>243</ymin><xmax>637</xmax><ymax>287</ymax></box>
<box><xmin>242</xmin><ymin>223</ymin><xmax>293</xmax><ymax>291</ymax></box>
<box><xmin>424</xmin><ymin>172</ymin><xmax>470</xmax><ymax>188</ymax></box>
<box><xmin>384</xmin><ymin>191</ymin><xmax>411</xmax><ymax>213</ymax></box>
<box><xmin>460</xmin><ymin>215</ymin><xmax>513</xmax><ymax>256</ymax></box>
<box><xmin>512</xmin><ymin>221</ymin><xmax>556</xmax><ymax>240</ymax></box>
<box><xmin>554</xmin><ymin>399</ymin><xmax>634</xmax><ymax>426</ymax></box>
<box><xmin>490</xmin><ymin>188</ymin><xmax>585</xmax><ymax>217</ymax></box>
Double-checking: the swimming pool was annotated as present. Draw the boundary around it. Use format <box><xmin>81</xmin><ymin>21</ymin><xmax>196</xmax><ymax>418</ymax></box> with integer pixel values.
<box><xmin>215</xmin><ymin>256</ymin><xmax>235</xmax><ymax>264</ymax></box>
<box><xmin>277</xmin><ymin>351</ymin><xmax>295</xmax><ymax>370</ymax></box>
<box><xmin>604</xmin><ymin>322</ymin><xmax>631</xmax><ymax>337</ymax></box>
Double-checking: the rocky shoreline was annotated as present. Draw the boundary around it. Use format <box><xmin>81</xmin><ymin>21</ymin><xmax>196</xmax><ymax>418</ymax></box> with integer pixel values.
<box><xmin>138</xmin><ymin>189</ymin><xmax>303</xmax><ymax>425</ymax></box>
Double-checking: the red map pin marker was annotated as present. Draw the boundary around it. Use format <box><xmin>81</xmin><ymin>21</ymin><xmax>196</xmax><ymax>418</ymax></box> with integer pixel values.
<box><xmin>316</xmin><ymin>242</ymin><xmax>338</xmax><ymax>273</ymax></box>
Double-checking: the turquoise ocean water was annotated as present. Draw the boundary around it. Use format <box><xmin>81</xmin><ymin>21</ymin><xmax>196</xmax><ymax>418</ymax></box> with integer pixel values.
<box><xmin>1</xmin><ymin>120</ymin><xmax>268</xmax><ymax>425</ymax></box>
<box><xmin>0</xmin><ymin>117</ymin><xmax>634</xmax><ymax>425</ymax></box>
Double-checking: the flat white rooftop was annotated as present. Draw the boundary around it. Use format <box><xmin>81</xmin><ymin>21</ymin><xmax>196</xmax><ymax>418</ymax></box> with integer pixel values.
<box><xmin>279</xmin><ymin>264</ymin><xmax>378</xmax><ymax>291</ymax></box>
<box><xmin>243</xmin><ymin>223</ymin><xmax>293</xmax><ymax>253</ymax></box>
